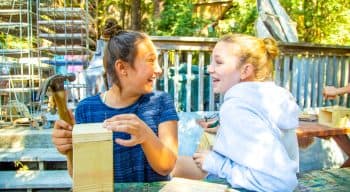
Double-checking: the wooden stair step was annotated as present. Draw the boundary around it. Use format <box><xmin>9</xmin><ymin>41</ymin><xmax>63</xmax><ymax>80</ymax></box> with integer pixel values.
<box><xmin>0</xmin><ymin>148</ymin><xmax>66</xmax><ymax>162</ymax></box>
<box><xmin>0</xmin><ymin>127</ymin><xmax>54</xmax><ymax>149</ymax></box>
<box><xmin>0</xmin><ymin>170</ymin><xmax>71</xmax><ymax>190</ymax></box>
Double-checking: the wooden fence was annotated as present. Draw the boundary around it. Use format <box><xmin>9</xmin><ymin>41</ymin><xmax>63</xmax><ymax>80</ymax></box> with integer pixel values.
<box><xmin>151</xmin><ymin>36</ymin><xmax>350</xmax><ymax>112</ymax></box>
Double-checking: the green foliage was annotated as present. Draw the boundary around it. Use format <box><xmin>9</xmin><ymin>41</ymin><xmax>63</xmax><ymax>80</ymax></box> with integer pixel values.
<box><xmin>97</xmin><ymin>0</ymin><xmax>154</xmax><ymax>34</ymax></box>
<box><xmin>0</xmin><ymin>32</ymin><xmax>5</xmax><ymax>48</ymax></box>
<box><xmin>141</xmin><ymin>1</ymin><xmax>154</xmax><ymax>32</ymax></box>
<box><xmin>217</xmin><ymin>0</ymin><xmax>257</xmax><ymax>36</ymax></box>
<box><xmin>280</xmin><ymin>0</ymin><xmax>350</xmax><ymax>45</ymax></box>
<box><xmin>151</xmin><ymin>0</ymin><xmax>211</xmax><ymax>36</ymax></box>
<box><xmin>0</xmin><ymin>33</ymin><xmax>31</xmax><ymax>49</ymax></box>
<box><xmin>96</xmin><ymin>0</ymin><xmax>120</xmax><ymax>36</ymax></box>
<box><xmin>96</xmin><ymin>0</ymin><xmax>349</xmax><ymax>45</ymax></box>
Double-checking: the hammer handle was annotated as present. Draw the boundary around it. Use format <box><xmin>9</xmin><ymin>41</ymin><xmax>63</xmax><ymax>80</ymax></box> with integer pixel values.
<box><xmin>53</xmin><ymin>90</ymin><xmax>74</xmax><ymax>177</ymax></box>
<box><xmin>53</xmin><ymin>91</ymin><xmax>74</xmax><ymax>125</ymax></box>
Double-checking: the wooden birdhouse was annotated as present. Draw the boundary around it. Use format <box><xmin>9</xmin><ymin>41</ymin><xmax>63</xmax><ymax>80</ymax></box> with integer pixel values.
<box><xmin>318</xmin><ymin>106</ymin><xmax>350</xmax><ymax>128</ymax></box>
<box><xmin>72</xmin><ymin>123</ymin><xmax>113</xmax><ymax>191</ymax></box>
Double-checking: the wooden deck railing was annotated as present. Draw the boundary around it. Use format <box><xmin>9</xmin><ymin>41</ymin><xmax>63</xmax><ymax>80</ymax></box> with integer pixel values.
<box><xmin>151</xmin><ymin>36</ymin><xmax>350</xmax><ymax>112</ymax></box>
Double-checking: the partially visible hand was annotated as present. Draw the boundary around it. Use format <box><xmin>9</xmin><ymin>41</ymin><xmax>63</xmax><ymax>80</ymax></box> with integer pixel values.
<box><xmin>196</xmin><ymin>119</ymin><xmax>219</xmax><ymax>133</ymax></box>
<box><xmin>193</xmin><ymin>150</ymin><xmax>210</xmax><ymax>170</ymax></box>
<box><xmin>323</xmin><ymin>86</ymin><xmax>338</xmax><ymax>99</ymax></box>
<box><xmin>103</xmin><ymin>114</ymin><xmax>151</xmax><ymax>147</ymax></box>
<box><xmin>52</xmin><ymin>110</ymin><xmax>75</xmax><ymax>155</ymax></box>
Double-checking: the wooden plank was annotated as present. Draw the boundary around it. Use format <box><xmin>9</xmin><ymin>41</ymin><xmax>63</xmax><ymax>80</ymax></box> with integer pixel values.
<box><xmin>278</xmin><ymin>42</ymin><xmax>350</xmax><ymax>55</ymax></box>
<box><xmin>282</xmin><ymin>55</ymin><xmax>290</xmax><ymax>89</ymax></box>
<box><xmin>301</xmin><ymin>57</ymin><xmax>308</xmax><ymax>108</ymax></box>
<box><xmin>174</xmin><ymin>52</ymin><xmax>181</xmax><ymax>109</ymax></box>
<box><xmin>274</xmin><ymin>56</ymin><xmax>281</xmax><ymax>86</ymax></box>
<box><xmin>208</xmin><ymin>56</ymin><xmax>215</xmax><ymax>111</ymax></box>
<box><xmin>333</xmin><ymin>56</ymin><xmax>340</xmax><ymax>106</ymax></box>
<box><xmin>151</xmin><ymin>36</ymin><xmax>216</xmax><ymax>51</ymax></box>
<box><xmin>72</xmin><ymin>123</ymin><xmax>113</xmax><ymax>192</ymax></box>
<box><xmin>339</xmin><ymin>56</ymin><xmax>347</xmax><ymax>106</ymax></box>
<box><xmin>198</xmin><ymin>52</ymin><xmax>205</xmax><ymax>111</ymax></box>
<box><xmin>291</xmin><ymin>56</ymin><xmax>298</xmax><ymax>99</ymax></box>
<box><xmin>317</xmin><ymin>56</ymin><xmax>326</xmax><ymax>107</ymax></box>
<box><xmin>297</xmin><ymin>121</ymin><xmax>350</xmax><ymax>137</ymax></box>
<box><xmin>186</xmin><ymin>52</ymin><xmax>193</xmax><ymax>112</ymax></box>
<box><xmin>332</xmin><ymin>56</ymin><xmax>340</xmax><ymax>88</ymax></box>
<box><xmin>269</xmin><ymin>0</ymin><xmax>298</xmax><ymax>42</ymax></box>
<box><xmin>0</xmin><ymin>170</ymin><xmax>71</xmax><ymax>189</ymax></box>
<box><xmin>163</xmin><ymin>51</ymin><xmax>169</xmax><ymax>93</ymax></box>
<box><xmin>296</xmin><ymin>56</ymin><xmax>303</xmax><ymax>108</ymax></box>
<box><xmin>310</xmin><ymin>56</ymin><xmax>318</xmax><ymax>108</ymax></box>
<box><xmin>174</xmin><ymin>52</ymin><xmax>180</xmax><ymax>111</ymax></box>
<box><xmin>303</xmin><ymin>57</ymin><xmax>311</xmax><ymax>108</ymax></box>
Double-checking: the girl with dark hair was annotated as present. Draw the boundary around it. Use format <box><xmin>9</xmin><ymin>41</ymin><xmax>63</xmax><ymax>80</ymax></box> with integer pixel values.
<box><xmin>52</xmin><ymin>30</ymin><xmax>178</xmax><ymax>183</ymax></box>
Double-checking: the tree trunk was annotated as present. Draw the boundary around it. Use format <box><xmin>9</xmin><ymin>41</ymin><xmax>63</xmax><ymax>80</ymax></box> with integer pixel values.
<box><xmin>153</xmin><ymin>0</ymin><xmax>163</xmax><ymax>19</ymax></box>
<box><xmin>131</xmin><ymin>0</ymin><xmax>141</xmax><ymax>30</ymax></box>
<box><xmin>120</xmin><ymin>0</ymin><xmax>126</xmax><ymax>29</ymax></box>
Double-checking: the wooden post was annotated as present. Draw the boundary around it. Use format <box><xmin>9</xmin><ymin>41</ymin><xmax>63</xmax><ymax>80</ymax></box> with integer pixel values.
<box><xmin>72</xmin><ymin>123</ymin><xmax>113</xmax><ymax>191</ymax></box>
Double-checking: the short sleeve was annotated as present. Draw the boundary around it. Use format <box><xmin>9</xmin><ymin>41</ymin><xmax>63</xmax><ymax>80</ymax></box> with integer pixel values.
<box><xmin>159</xmin><ymin>92</ymin><xmax>178</xmax><ymax>123</ymax></box>
<box><xmin>74</xmin><ymin>102</ymin><xmax>86</xmax><ymax>124</ymax></box>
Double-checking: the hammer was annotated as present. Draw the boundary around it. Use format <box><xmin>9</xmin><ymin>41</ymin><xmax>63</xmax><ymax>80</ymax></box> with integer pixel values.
<box><xmin>37</xmin><ymin>73</ymin><xmax>76</xmax><ymax>124</ymax></box>
<box><xmin>37</xmin><ymin>73</ymin><xmax>76</xmax><ymax>176</ymax></box>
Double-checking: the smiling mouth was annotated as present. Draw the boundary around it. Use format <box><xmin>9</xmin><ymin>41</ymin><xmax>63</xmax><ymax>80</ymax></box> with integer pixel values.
<box><xmin>212</xmin><ymin>78</ymin><xmax>220</xmax><ymax>83</ymax></box>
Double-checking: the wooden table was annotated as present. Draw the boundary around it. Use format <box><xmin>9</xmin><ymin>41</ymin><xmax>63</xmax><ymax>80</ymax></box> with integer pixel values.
<box><xmin>113</xmin><ymin>168</ymin><xmax>350</xmax><ymax>192</ymax></box>
<box><xmin>114</xmin><ymin>177</ymin><xmax>238</xmax><ymax>192</ymax></box>
<box><xmin>297</xmin><ymin>121</ymin><xmax>350</xmax><ymax>167</ymax></box>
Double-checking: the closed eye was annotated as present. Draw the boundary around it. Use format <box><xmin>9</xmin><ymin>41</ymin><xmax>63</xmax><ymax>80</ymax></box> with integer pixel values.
<box><xmin>214</xmin><ymin>58</ymin><xmax>223</xmax><ymax>65</ymax></box>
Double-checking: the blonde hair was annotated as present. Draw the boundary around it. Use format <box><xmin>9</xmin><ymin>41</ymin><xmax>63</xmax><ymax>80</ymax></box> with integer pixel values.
<box><xmin>219</xmin><ymin>34</ymin><xmax>279</xmax><ymax>81</ymax></box>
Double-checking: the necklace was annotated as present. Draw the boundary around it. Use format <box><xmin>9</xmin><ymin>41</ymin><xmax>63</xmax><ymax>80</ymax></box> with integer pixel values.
<box><xmin>102</xmin><ymin>90</ymin><xmax>142</xmax><ymax>114</ymax></box>
<box><xmin>102</xmin><ymin>91</ymin><xmax>108</xmax><ymax>103</ymax></box>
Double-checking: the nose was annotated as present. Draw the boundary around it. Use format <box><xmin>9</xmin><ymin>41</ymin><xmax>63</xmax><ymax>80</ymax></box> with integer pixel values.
<box><xmin>154</xmin><ymin>61</ymin><xmax>163</xmax><ymax>77</ymax></box>
<box><xmin>207</xmin><ymin>63</ymin><xmax>215</xmax><ymax>74</ymax></box>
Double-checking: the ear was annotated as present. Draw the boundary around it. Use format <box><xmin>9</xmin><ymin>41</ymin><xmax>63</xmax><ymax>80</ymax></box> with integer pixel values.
<box><xmin>240</xmin><ymin>63</ymin><xmax>254</xmax><ymax>81</ymax></box>
<box><xmin>115</xmin><ymin>60</ymin><xmax>129</xmax><ymax>76</ymax></box>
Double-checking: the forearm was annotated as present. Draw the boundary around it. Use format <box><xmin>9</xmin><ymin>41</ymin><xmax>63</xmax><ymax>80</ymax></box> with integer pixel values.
<box><xmin>338</xmin><ymin>85</ymin><xmax>350</xmax><ymax>95</ymax></box>
<box><xmin>172</xmin><ymin>156</ymin><xmax>207</xmax><ymax>179</ymax></box>
<box><xmin>141</xmin><ymin>129</ymin><xmax>178</xmax><ymax>176</ymax></box>
<box><xmin>203</xmin><ymin>151</ymin><xmax>227</xmax><ymax>177</ymax></box>
<box><xmin>202</xmin><ymin>151</ymin><xmax>239</xmax><ymax>188</ymax></box>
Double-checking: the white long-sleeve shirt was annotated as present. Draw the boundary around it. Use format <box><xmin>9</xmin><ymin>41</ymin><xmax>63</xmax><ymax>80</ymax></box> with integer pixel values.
<box><xmin>202</xmin><ymin>81</ymin><xmax>299</xmax><ymax>192</ymax></box>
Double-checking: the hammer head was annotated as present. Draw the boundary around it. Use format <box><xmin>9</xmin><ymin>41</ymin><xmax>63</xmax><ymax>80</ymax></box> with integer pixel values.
<box><xmin>36</xmin><ymin>73</ymin><xmax>76</xmax><ymax>101</ymax></box>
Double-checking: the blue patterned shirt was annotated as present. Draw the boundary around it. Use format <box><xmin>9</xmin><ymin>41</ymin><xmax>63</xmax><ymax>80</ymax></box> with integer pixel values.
<box><xmin>75</xmin><ymin>91</ymin><xmax>178</xmax><ymax>182</ymax></box>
